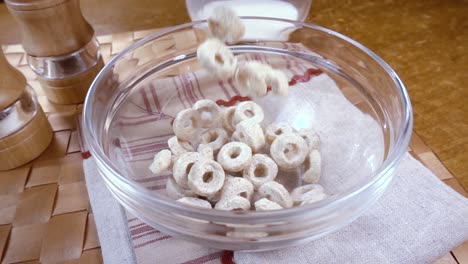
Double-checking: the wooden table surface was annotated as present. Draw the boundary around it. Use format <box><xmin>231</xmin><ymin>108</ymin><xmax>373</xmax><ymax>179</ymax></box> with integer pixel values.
<box><xmin>0</xmin><ymin>0</ymin><xmax>467</xmax><ymax>263</ymax></box>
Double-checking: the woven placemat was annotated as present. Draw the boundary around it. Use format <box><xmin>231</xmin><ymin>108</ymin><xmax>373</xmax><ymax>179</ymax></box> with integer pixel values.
<box><xmin>1</xmin><ymin>29</ymin><xmax>467</xmax><ymax>264</ymax></box>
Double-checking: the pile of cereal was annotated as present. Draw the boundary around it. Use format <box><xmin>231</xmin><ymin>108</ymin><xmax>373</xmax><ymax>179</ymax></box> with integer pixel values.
<box><xmin>148</xmin><ymin>6</ymin><xmax>326</xmax><ymax>211</ymax></box>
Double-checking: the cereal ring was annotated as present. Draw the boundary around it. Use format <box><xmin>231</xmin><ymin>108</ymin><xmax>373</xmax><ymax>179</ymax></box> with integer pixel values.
<box><xmin>301</xmin><ymin>193</ymin><xmax>327</xmax><ymax>206</ymax></box>
<box><xmin>193</xmin><ymin>99</ymin><xmax>222</xmax><ymax>128</ymax></box>
<box><xmin>215</xmin><ymin>196</ymin><xmax>251</xmax><ymax>211</ymax></box>
<box><xmin>233</xmin><ymin>101</ymin><xmax>264</xmax><ymax>125</ymax></box>
<box><xmin>222</xmin><ymin>106</ymin><xmax>236</xmax><ymax>132</ymax></box>
<box><xmin>254</xmin><ymin>198</ymin><xmax>283</xmax><ymax>211</ymax></box>
<box><xmin>165</xmin><ymin>177</ymin><xmax>197</xmax><ymax>200</ymax></box>
<box><xmin>173</xmin><ymin>152</ymin><xmax>202</xmax><ymax>188</ymax></box>
<box><xmin>177</xmin><ymin>197</ymin><xmax>212</xmax><ymax>209</ymax></box>
<box><xmin>200</xmin><ymin>128</ymin><xmax>229</xmax><ymax>152</ymax></box>
<box><xmin>258</xmin><ymin>181</ymin><xmax>293</xmax><ymax>208</ymax></box>
<box><xmin>168</xmin><ymin>136</ymin><xmax>194</xmax><ymax>156</ymax></box>
<box><xmin>243</xmin><ymin>154</ymin><xmax>278</xmax><ymax>189</ymax></box>
<box><xmin>234</xmin><ymin>120</ymin><xmax>265</xmax><ymax>153</ymax></box>
<box><xmin>291</xmin><ymin>184</ymin><xmax>325</xmax><ymax>205</ymax></box>
<box><xmin>208</xmin><ymin>6</ymin><xmax>245</xmax><ymax>44</ymax></box>
<box><xmin>303</xmin><ymin>149</ymin><xmax>322</xmax><ymax>183</ymax></box>
<box><xmin>234</xmin><ymin>62</ymin><xmax>271</xmax><ymax>97</ymax></box>
<box><xmin>265</xmin><ymin>122</ymin><xmax>295</xmax><ymax>145</ymax></box>
<box><xmin>149</xmin><ymin>149</ymin><xmax>172</xmax><ymax>175</ymax></box>
<box><xmin>173</xmin><ymin>108</ymin><xmax>201</xmax><ymax>142</ymax></box>
<box><xmin>266</xmin><ymin>69</ymin><xmax>289</xmax><ymax>96</ymax></box>
<box><xmin>197</xmin><ymin>144</ymin><xmax>214</xmax><ymax>160</ymax></box>
<box><xmin>298</xmin><ymin>128</ymin><xmax>321</xmax><ymax>151</ymax></box>
<box><xmin>220</xmin><ymin>176</ymin><xmax>254</xmax><ymax>201</ymax></box>
<box><xmin>197</xmin><ymin>38</ymin><xmax>237</xmax><ymax>79</ymax></box>
<box><xmin>270</xmin><ymin>133</ymin><xmax>308</xmax><ymax>171</ymax></box>
<box><xmin>217</xmin><ymin>142</ymin><xmax>252</xmax><ymax>172</ymax></box>
<box><xmin>188</xmin><ymin>159</ymin><xmax>226</xmax><ymax>196</ymax></box>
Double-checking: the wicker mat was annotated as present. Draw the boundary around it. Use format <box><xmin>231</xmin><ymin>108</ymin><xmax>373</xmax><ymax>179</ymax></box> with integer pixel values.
<box><xmin>1</xmin><ymin>29</ymin><xmax>467</xmax><ymax>264</ymax></box>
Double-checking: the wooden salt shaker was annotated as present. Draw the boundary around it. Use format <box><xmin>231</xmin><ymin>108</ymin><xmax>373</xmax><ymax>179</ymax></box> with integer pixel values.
<box><xmin>5</xmin><ymin>0</ymin><xmax>104</xmax><ymax>104</ymax></box>
<box><xmin>0</xmin><ymin>48</ymin><xmax>53</xmax><ymax>171</ymax></box>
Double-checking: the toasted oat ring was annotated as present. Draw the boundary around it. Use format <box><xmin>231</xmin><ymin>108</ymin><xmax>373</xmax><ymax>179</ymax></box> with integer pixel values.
<box><xmin>233</xmin><ymin>101</ymin><xmax>264</xmax><ymax>125</ymax></box>
<box><xmin>303</xmin><ymin>149</ymin><xmax>322</xmax><ymax>183</ymax></box>
<box><xmin>168</xmin><ymin>136</ymin><xmax>194</xmax><ymax>156</ymax></box>
<box><xmin>301</xmin><ymin>192</ymin><xmax>327</xmax><ymax>206</ymax></box>
<box><xmin>270</xmin><ymin>133</ymin><xmax>308</xmax><ymax>171</ymax></box>
<box><xmin>257</xmin><ymin>181</ymin><xmax>293</xmax><ymax>208</ymax></box>
<box><xmin>254</xmin><ymin>198</ymin><xmax>283</xmax><ymax>211</ymax></box>
<box><xmin>217</xmin><ymin>142</ymin><xmax>252</xmax><ymax>172</ymax></box>
<box><xmin>243</xmin><ymin>154</ymin><xmax>278</xmax><ymax>189</ymax></box>
<box><xmin>173</xmin><ymin>108</ymin><xmax>201</xmax><ymax>142</ymax></box>
<box><xmin>208</xmin><ymin>6</ymin><xmax>245</xmax><ymax>44</ymax></box>
<box><xmin>222</xmin><ymin>106</ymin><xmax>237</xmax><ymax>133</ymax></box>
<box><xmin>265</xmin><ymin>122</ymin><xmax>295</xmax><ymax>145</ymax></box>
<box><xmin>199</xmin><ymin>128</ymin><xmax>229</xmax><ymax>152</ymax></box>
<box><xmin>291</xmin><ymin>184</ymin><xmax>325</xmax><ymax>205</ymax></box>
<box><xmin>234</xmin><ymin>62</ymin><xmax>271</xmax><ymax>97</ymax></box>
<box><xmin>220</xmin><ymin>176</ymin><xmax>254</xmax><ymax>201</ymax></box>
<box><xmin>234</xmin><ymin>120</ymin><xmax>265</xmax><ymax>153</ymax></box>
<box><xmin>298</xmin><ymin>128</ymin><xmax>321</xmax><ymax>151</ymax></box>
<box><xmin>197</xmin><ymin>38</ymin><xmax>237</xmax><ymax>79</ymax></box>
<box><xmin>266</xmin><ymin>69</ymin><xmax>289</xmax><ymax>96</ymax></box>
<box><xmin>172</xmin><ymin>152</ymin><xmax>202</xmax><ymax>188</ymax></box>
<box><xmin>149</xmin><ymin>149</ymin><xmax>172</xmax><ymax>175</ymax></box>
<box><xmin>193</xmin><ymin>99</ymin><xmax>222</xmax><ymax>128</ymax></box>
<box><xmin>188</xmin><ymin>159</ymin><xmax>226</xmax><ymax>196</ymax></box>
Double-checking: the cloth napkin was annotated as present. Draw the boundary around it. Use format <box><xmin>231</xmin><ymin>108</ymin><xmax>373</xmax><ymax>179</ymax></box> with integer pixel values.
<box><xmin>84</xmin><ymin>153</ymin><xmax>468</xmax><ymax>264</ymax></box>
<box><xmin>83</xmin><ymin>49</ymin><xmax>468</xmax><ymax>264</ymax></box>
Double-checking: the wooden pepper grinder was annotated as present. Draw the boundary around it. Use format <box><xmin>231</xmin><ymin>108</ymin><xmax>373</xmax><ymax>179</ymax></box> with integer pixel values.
<box><xmin>0</xmin><ymin>48</ymin><xmax>53</xmax><ymax>171</ymax></box>
<box><xmin>5</xmin><ymin>0</ymin><xmax>104</xmax><ymax>104</ymax></box>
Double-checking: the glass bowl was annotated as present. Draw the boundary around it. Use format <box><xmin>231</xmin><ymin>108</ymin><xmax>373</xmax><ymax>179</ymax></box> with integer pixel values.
<box><xmin>83</xmin><ymin>17</ymin><xmax>412</xmax><ymax>251</ymax></box>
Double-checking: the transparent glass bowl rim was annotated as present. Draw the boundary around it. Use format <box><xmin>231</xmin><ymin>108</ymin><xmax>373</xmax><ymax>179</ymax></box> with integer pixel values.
<box><xmin>83</xmin><ymin>17</ymin><xmax>413</xmax><ymax>222</ymax></box>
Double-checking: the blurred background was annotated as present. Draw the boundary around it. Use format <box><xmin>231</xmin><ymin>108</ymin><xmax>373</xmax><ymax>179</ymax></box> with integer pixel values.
<box><xmin>1</xmin><ymin>0</ymin><xmax>467</xmax><ymax>191</ymax></box>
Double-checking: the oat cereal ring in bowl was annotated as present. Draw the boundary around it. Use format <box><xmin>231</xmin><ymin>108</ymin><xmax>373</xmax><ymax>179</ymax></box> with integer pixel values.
<box><xmin>199</xmin><ymin>128</ymin><xmax>229</xmax><ymax>152</ymax></box>
<box><xmin>188</xmin><ymin>159</ymin><xmax>226</xmax><ymax>196</ymax></box>
<box><xmin>193</xmin><ymin>99</ymin><xmax>222</xmax><ymax>128</ymax></box>
<box><xmin>233</xmin><ymin>101</ymin><xmax>264</xmax><ymax>125</ymax></box>
<box><xmin>265</xmin><ymin>122</ymin><xmax>295</xmax><ymax>145</ymax></box>
<box><xmin>83</xmin><ymin>18</ymin><xmax>412</xmax><ymax>251</ymax></box>
<box><xmin>172</xmin><ymin>108</ymin><xmax>201</xmax><ymax>142</ymax></box>
<box><xmin>197</xmin><ymin>38</ymin><xmax>237</xmax><ymax>79</ymax></box>
<box><xmin>243</xmin><ymin>154</ymin><xmax>278</xmax><ymax>189</ymax></box>
<box><xmin>270</xmin><ymin>133</ymin><xmax>309</xmax><ymax>171</ymax></box>
<box><xmin>173</xmin><ymin>152</ymin><xmax>202</xmax><ymax>188</ymax></box>
<box><xmin>217</xmin><ymin>142</ymin><xmax>252</xmax><ymax>172</ymax></box>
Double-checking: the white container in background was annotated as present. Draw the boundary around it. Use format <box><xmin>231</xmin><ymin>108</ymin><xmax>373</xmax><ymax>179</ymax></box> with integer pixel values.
<box><xmin>185</xmin><ymin>0</ymin><xmax>312</xmax><ymax>41</ymax></box>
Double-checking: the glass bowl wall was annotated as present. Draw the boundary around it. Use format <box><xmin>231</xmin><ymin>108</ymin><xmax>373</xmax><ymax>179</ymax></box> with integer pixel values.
<box><xmin>83</xmin><ymin>17</ymin><xmax>412</xmax><ymax>251</ymax></box>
